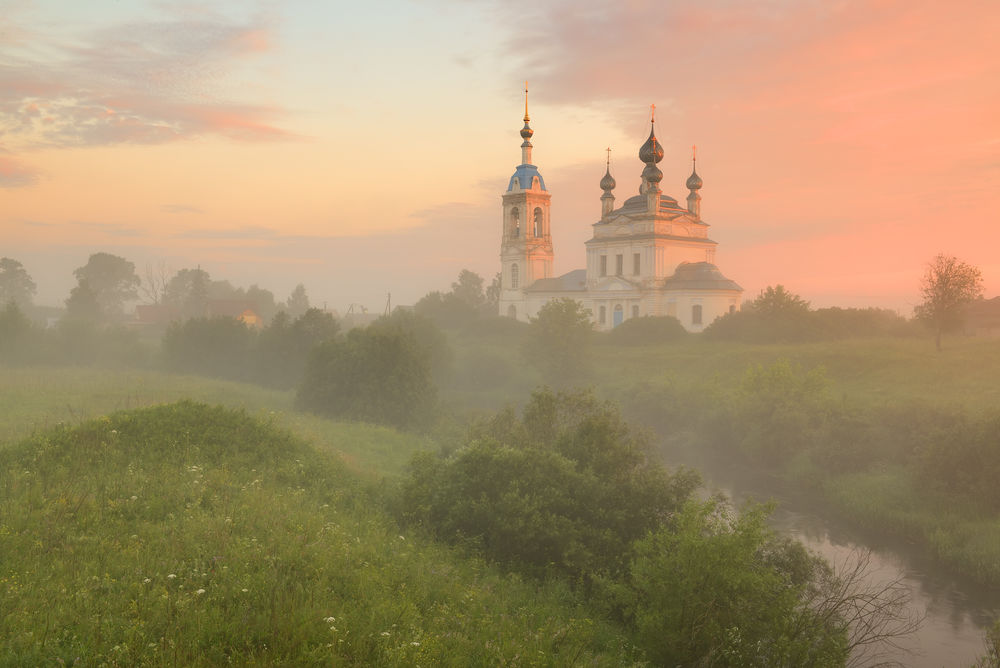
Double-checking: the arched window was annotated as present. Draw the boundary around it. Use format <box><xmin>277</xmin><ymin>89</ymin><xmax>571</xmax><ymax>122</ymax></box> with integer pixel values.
<box><xmin>510</xmin><ymin>207</ymin><xmax>520</xmax><ymax>237</ymax></box>
<box><xmin>613</xmin><ymin>304</ymin><xmax>624</xmax><ymax>327</ymax></box>
<box><xmin>511</xmin><ymin>263</ymin><xmax>519</xmax><ymax>289</ymax></box>
<box><xmin>533</xmin><ymin>207</ymin><xmax>543</xmax><ymax>237</ymax></box>
<box><xmin>507</xmin><ymin>305</ymin><xmax>517</xmax><ymax>319</ymax></box>
<box><xmin>692</xmin><ymin>304</ymin><xmax>703</xmax><ymax>325</ymax></box>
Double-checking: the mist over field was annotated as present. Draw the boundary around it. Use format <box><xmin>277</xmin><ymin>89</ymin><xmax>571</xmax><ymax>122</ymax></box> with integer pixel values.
<box><xmin>3</xmin><ymin>0</ymin><xmax>1000</xmax><ymax>665</ymax></box>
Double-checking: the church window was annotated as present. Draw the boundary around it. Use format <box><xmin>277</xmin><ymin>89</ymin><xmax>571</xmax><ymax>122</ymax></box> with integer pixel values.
<box><xmin>633</xmin><ymin>253</ymin><xmax>641</xmax><ymax>275</ymax></box>
<box><xmin>599</xmin><ymin>305</ymin><xmax>606</xmax><ymax>324</ymax></box>
<box><xmin>692</xmin><ymin>304</ymin><xmax>703</xmax><ymax>325</ymax></box>
<box><xmin>613</xmin><ymin>304</ymin><xmax>624</xmax><ymax>327</ymax></box>
<box><xmin>511</xmin><ymin>263</ymin><xmax>519</xmax><ymax>289</ymax></box>
<box><xmin>632</xmin><ymin>305</ymin><xmax>639</xmax><ymax>319</ymax></box>
<box><xmin>600</xmin><ymin>255</ymin><xmax>607</xmax><ymax>277</ymax></box>
<box><xmin>615</xmin><ymin>254</ymin><xmax>623</xmax><ymax>276</ymax></box>
<box><xmin>507</xmin><ymin>305</ymin><xmax>517</xmax><ymax>318</ymax></box>
<box><xmin>533</xmin><ymin>208</ymin><xmax>544</xmax><ymax>237</ymax></box>
<box><xmin>729</xmin><ymin>304</ymin><xmax>736</xmax><ymax>314</ymax></box>
<box><xmin>510</xmin><ymin>207</ymin><xmax>520</xmax><ymax>237</ymax></box>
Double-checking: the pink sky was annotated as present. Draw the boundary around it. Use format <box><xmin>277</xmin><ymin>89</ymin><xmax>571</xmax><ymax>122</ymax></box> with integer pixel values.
<box><xmin>2</xmin><ymin>0</ymin><xmax>997</xmax><ymax>313</ymax></box>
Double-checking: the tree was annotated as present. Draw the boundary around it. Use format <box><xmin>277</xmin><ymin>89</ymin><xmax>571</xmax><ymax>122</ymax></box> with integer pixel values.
<box><xmin>63</xmin><ymin>279</ymin><xmax>102</xmax><ymax>323</ymax></box>
<box><xmin>746</xmin><ymin>284</ymin><xmax>811</xmax><ymax>315</ymax></box>
<box><xmin>162</xmin><ymin>316</ymin><xmax>255</xmax><ymax>379</ymax></box>
<box><xmin>285</xmin><ymin>283</ymin><xmax>310</xmax><ymax>319</ymax></box>
<box><xmin>254</xmin><ymin>308</ymin><xmax>339</xmax><ymax>388</ymax></box>
<box><xmin>451</xmin><ymin>269</ymin><xmax>486</xmax><ymax>310</ymax></box>
<box><xmin>0</xmin><ymin>300</ymin><xmax>37</xmax><ymax>364</ymax></box>
<box><xmin>296</xmin><ymin>324</ymin><xmax>436</xmax><ymax>430</ymax></box>
<box><xmin>139</xmin><ymin>261</ymin><xmax>170</xmax><ymax>305</ymax></box>
<box><xmin>72</xmin><ymin>252</ymin><xmax>140</xmax><ymax>320</ymax></box>
<box><xmin>164</xmin><ymin>268</ymin><xmax>211</xmax><ymax>318</ymax></box>
<box><xmin>915</xmin><ymin>254</ymin><xmax>984</xmax><ymax>351</ymax></box>
<box><xmin>524</xmin><ymin>298</ymin><xmax>593</xmax><ymax>385</ymax></box>
<box><xmin>399</xmin><ymin>388</ymin><xmax>699</xmax><ymax>578</ymax></box>
<box><xmin>485</xmin><ymin>272</ymin><xmax>501</xmax><ymax>314</ymax></box>
<box><xmin>704</xmin><ymin>285</ymin><xmax>819</xmax><ymax>343</ymax></box>
<box><xmin>0</xmin><ymin>257</ymin><xmax>37</xmax><ymax>310</ymax></box>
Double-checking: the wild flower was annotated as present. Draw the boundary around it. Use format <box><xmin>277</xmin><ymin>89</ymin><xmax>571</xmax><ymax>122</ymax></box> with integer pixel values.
<box><xmin>196</xmin><ymin>588</ymin><xmax>205</xmax><ymax>595</ymax></box>
<box><xmin>324</xmin><ymin>617</ymin><xmax>336</xmax><ymax>623</ymax></box>
<box><xmin>167</xmin><ymin>574</ymin><xmax>176</xmax><ymax>579</ymax></box>
<box><xmin>380</xmin><ymin>631</ymin><xmax>391</xmax><ymax>637</ymax></box>
<box><xmin>143</xmin><ymin>578</ymin><xmax>151</xmax><ymax>584</ymax></box>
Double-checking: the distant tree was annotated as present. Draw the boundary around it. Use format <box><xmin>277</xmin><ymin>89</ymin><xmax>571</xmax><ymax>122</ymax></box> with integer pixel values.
<box><xmin>604</xmin><ymin>315</ymin><xmax>687</xmax><ymax>345</ymax></box>
<box><xmin>370</xmin><ymin>309</ymin><xmax>453</xmax><ymax>382</ymax></box>
<box><xmin>162</xmin><ymin>316</ymin><xmax>255</xmax><ymax>379</ymax></box>
<box><xmin>139</xmin><ymin>261</ymin><xmax>170</xmax><ymax>305</ymax></box>
<box><xmin>914</xmin><ymin>254</ymin><xmax>984</xmax><ymax>351</ymax></box>
<box><xmin>63</xmin><ymin>279</ymin><xmax>103</xmax><ymax>323</ymax></box>
<box><xmin>0</xmin><ymin>300</ymin><xmax>38</xmax><ymax>364</ymax></box>
<box><xmin>485</xmin><ymin>272</ymin><xmax>501</xmax><ymax>315</ymax></box>
<box><xmin>255</xmin><ymin>308</ymin><xmax>339</xmax><ymax>388</ymax></box>
<box><xmin>745</xmin><ymin>284</ymin><xmax>811</xmax><ymax>315</ymax></box>
<box><xmin>296</xmin><ymin>323</ymin><xmax>436</xmax><ymax>430</ymax></box>
<box><xmin>451</xmin><ymin>269</ymin><xmax>486</xmax><ymax>310</ymax></box>
<box><xmin>245</xmin><ymin>284</ymin><xmax>278</xmax><ymax>322</ymax></box>
<box><xmin>414</xmin><ymin>291</ymin><xmax>477</xmax><ymax>328</ymax></box>
<box><xmin>285</xmin><ymin>283</ymin><xmax>310</xmax><ymax>319</ymax></box>
<box><xmin>704</xmin><ymin>285</ymin><xmax>819</xmax><ymax>343</ymax></box>
<box><xmin>0</xmin><ymin>257</ymin><xmax>37</xmax><ymax>310</ymax></box>
<box><xmin>524</xmin><ymin>298</ymin><xmax>593</xmax><ymax>385</ymax></box>
<box><xmin>164</xmin><ymin>268</ymin><xmax>211</xmax><ymax>318</ymax></box>
<box><xmin>72</xmin><ymin>252</ymin><xmax>140</xmax><ymax>320</ymax></box>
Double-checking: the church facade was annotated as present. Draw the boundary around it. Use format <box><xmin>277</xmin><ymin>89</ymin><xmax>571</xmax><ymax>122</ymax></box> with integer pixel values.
<box><xmin>499</xmin><ymin>96</ymin><xmax>743</xmax><ymax>332</ymax></box>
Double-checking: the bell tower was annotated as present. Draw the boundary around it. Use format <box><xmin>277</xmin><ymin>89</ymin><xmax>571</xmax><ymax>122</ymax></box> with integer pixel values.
<box><xmin>499</xmin><ymin>83</ymin><xmax>553</xmax><ymax>320</ymax></box>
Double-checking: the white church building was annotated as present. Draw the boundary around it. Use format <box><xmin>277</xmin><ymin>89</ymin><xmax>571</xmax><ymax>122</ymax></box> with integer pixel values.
<box><xmin>499</xmin><ymin>94</ymin><xmax>742</xmax><ymax>332</ymax></box>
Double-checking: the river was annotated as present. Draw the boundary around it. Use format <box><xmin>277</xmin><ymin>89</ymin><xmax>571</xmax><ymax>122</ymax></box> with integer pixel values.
<box><xmin>666</xmin><ymin>447</ymin><xmax>999</xmax><ymax>667</ymax></box>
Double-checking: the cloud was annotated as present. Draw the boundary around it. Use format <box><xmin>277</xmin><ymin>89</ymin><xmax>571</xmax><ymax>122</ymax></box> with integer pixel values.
<box><xmin>173</xmin><ymin>225</ymin><xmax>277</xmax><ymax>240</ymax></box>
<box><xmin>75</xmin><ymin>221</ymin><xmax>148</xmax><ymax>238</ymax></box>
<box><xmin>161</xmin><ymin>203</ymin><xmax>204</xmax><ymax>214</ymax></box>
<box><xmin>0</xmin><ymin>13</ymin><xmax>292</xmax><ymax>149</ymax></box>
<box><xmin>0</xmin><ymin>154</ymin><xmax>40</xmax><ymax>187</ymax></box>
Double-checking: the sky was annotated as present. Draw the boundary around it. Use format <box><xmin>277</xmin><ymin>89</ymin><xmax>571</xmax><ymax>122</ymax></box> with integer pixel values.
<box><xmin>2</xmin><ymin>0</ymin><xmax>998</xmax><ymax>314</ymax></box>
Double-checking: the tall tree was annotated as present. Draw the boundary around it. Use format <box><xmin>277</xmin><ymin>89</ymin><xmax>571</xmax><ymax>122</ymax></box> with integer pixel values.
<box><xmin>451</xmin><ymin>269</ymin><xmax>486</xmax><ymax>309</ymax></box>
<box><xmin>915</xmin><ymin>254</ymin><xmax>984</xmax><ymax>351</ymax></box>
<box><xmin>72</xmin><ymin>252</ymin><xmax>140</xmax><ymax>320</ymax></box>
<box><xmin>524</xmin><ymin>298</ymin><xmax>593</xmax><ymax>386</ymax></box>
<box><xmin>164</xmin><ymin>267</ymin><xmax>211</xmax><ymax>318</ymax></box>
<box><xmin>285</xmin><ymin>283</ymin><xmax>310</xmax><ymax>319</ymax></box>
<box><xmin>0</xmin><ymin>257</ymin><xmax>37</xmax><ymax>310</ymax></box>
<box><xmin>63</xmin><ymin>279</ymin><xmax>102</xmax><ymax>323</ymax></box>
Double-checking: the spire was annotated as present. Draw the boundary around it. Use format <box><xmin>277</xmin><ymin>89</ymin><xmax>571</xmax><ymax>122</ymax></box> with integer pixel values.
<box><xmin>600</xmin><ymin>147</ymin><xmax>616</xmax><ymax>218</ymax></box>
<box><xmin>519</xmin><ymin>81</ymin><xmax>533</xmax><ymax>165</ymax></box>
<box><xmin>686</xmin><ymin>144</ymin><xmax>703</xmax><ymax>218</ymax></box>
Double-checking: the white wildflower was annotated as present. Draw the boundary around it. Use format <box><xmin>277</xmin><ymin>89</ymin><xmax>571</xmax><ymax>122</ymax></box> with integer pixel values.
<box><xmin>195</xmin><ymin>589</ymin><xmax>205</xmax><ymax>595</ymax></box>
<box><xmin>167</xmin><ymin>574</ymin><xmax>176</xmax><ymax>579</ymax></box>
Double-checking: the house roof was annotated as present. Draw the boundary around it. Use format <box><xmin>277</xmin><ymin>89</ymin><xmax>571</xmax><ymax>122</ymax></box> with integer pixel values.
<box><xmin>525</xmin><ymin>269</ymin><xmax>587</xmax><ymax>292</ymax></box>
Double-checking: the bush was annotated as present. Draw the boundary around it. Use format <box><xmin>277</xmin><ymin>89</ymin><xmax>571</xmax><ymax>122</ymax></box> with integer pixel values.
<box><xmin>254</xmin><ymin>308</ymin><xmax>340</xmax><ymax>388</ymax></box>
<box><xmin>399</xmin><ymin>388</ymin><xmax>699</xmax><ymax>578</ymax></box>
<box><xmin>602</xmin><ymin>315</ymin><xmax>687</xmax><ymax>345</ymax></box>
<box><xmin>296</xmin><ymin>324</ymin><xmax>437</xmax><ymax>430</ymax></box>
<box><xmin>162</xmin><ymin>316</ymin><xmax>255</xmax><ymax>379</ymax></box>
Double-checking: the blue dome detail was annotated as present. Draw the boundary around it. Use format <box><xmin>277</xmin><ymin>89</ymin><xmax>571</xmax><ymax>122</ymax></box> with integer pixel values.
<box><xmin>507</xmin><ymin>163</ymin><xmax>547</xmax><ymax>192</ymax></box>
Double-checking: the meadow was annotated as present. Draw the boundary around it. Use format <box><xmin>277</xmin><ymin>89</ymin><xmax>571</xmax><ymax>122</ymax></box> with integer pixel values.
<box><xmin>0</xmin><ymin>399</ymin><xmax>638</xmax><ymax>665</ymax></box>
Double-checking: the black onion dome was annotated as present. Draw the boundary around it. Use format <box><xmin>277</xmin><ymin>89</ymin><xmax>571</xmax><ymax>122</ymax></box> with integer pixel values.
<box><xmin>686</xmin><ymin>169</ymin><xmax>703</xmax><ymax>190</ymax></box>
<box><xmin>642</xmin><ymin>161</ymin><xmax>663</xmax><ymax>184</ymax></box>
<box><xmin>600</xmin><ymin>167</ymin><xmax>616</xmax><ymax>191</ymax></box>
<box><xmin>639</xmin><ymin>126</ymin><xmax>664</xmax><ymax>164</ymax></box>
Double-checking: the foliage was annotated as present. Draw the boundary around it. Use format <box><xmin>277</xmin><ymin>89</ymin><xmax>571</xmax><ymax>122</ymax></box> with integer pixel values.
<box><xmin>618</xmin><ymin>499</ymin><xmax>849</xmax><ymax>667</ymax></box>
<box><xmin>0</xmin><ymin>300</ymin><xmax>39</xmax><ymax>364</ymax></box>
<box><xmin>0</xmin><ymin>257</ymin><xmax>36</xmax><ymax>309</ymax></box>
<box><xmin>0</xmin><ymin>402</ymin><xmax>637</xmax><ymax>666</ymax></box>
<box><xmin>284</xmin><ymin>283</ymin><xmax>310</xmax><ymax>319</ymax></box>
<box><xmin>414</xmin><ymin>269</ymin><xmax>493</xmax><ymax>326</ymax></box>
<box><xmin>603</xmin><ymin>315</ymin><xmax>687</xmax><ymax>345</ymax></box>
<box><xmin>162</xmin><ymin>316</ymin><xmax>256</xmax><ymax>379</ymax></box>
<box><xmin>484</xmin><ymin>272</ymin><xmax>501</xmax><ymax>314</ymax></box>
<box><xmin>735</xmin><ymin>359</ymin><xmax>831</xmax><ymax>460</ymax></box>
<box><xmin>746</xmin><ymin>284</ymin><xmax>811</xmax><ymax>315</ymax></box>
<box><xmin>370</xmin><ymin>309</ymin><xmax>452</xmax><ymax>382</ymax></box>
<box><xmin>703</xmin><ymin>285</ymin><xmax>820</xmax><ymax>343</ymax></box>
<box><xmin>63</xmin><ymin>279</ymin><xmax>103</xmax><ymax>323</ymax></box>
<box><xmin>451</xmin><ymin>269</ymin><xmax>486</xmax><ymax>311</ymax></box>
<box><xmin>914</xmin><ymin>254</ymin><xmax>984</xmax><ymax>350</ymax></box>
<box><xmin>164</xmin><ymin>267</ymin><xmax>211</xmax><ymax>318</ymax></box>
<box><xmin>254</xmin><ymin>308</ymin><xmax>340</xmax><ymax>389</ymax></box>
<box><xmin>524</xmin><ymin>298</ymin><xmax>594</xmax><ymax>385</ymax></box>
<box><xmin>400</xmin><ymin>388</ymin><xmax>699</xmax><ymax>578</ymax></box>
<box><xmin>974</xmin><ymin>619</ymin><xmax>1000</xmax><ymax>668</ymax></box>
<box><xmin>297</xmin><ymin>323</ymin><xmax>437</xmax><ymax>430</ymax></box>
<box><xmin>915</xmin><ymin>413</ymin><xmax>1000</xmax><ymax>511</ymax></box>
<box><xmin>72</xmin><ymin>252</ymin><xmax>141</xmax><ymax>320</ymax></box>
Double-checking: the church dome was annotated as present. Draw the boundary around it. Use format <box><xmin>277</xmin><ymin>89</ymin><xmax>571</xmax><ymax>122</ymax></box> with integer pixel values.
<box><xmin>642</xmin><ymin>161</ymin><xmax>663</xmax><ymax>185</ymax></box>
<box><xmin>639</xmin><ymin>126</ymin><xmax>664</xmax><ymax>164</ymax></box>
<box><xmin>520</xmin><ymin>122</ymin><xmax>533</xmax><ymax>140</ymax></box>
<box><xmin>600</xmin><ymin>167</ymin><xmax>616</xmax><ymax>191</ymax></box>
<box><xmin>686</xmin><ymin>169</ymin><xmax>703</xmax><ymax>190</ymax></box>
<box><xmin>662</xmin><ymin>262</ymin><xmax>743</xmax><ymax>291</ymax></box>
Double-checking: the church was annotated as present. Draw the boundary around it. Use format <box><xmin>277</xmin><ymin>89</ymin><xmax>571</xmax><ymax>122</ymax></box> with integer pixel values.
<box><xmin>498</xmin><ymin>91</ymin><xmax>743</xmax><ymax>332</ymax></box>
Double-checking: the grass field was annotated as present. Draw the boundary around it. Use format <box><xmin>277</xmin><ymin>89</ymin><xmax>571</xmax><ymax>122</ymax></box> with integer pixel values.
<box><xmin>0</xmin><ymin>400</ymin><xmax>638</xmax><ymax>665</ymax></box>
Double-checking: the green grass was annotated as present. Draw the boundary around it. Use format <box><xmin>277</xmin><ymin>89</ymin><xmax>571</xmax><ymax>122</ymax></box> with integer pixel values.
<box><xmin>0</xmin><ymin>402</ymin><xmax>639</xmax><ymax>666</ymax></box>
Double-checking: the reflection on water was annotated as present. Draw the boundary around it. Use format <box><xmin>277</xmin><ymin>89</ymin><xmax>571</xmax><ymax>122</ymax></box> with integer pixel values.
<box><xmin>678</xmin><ymin>450</ymin><xmax>998</xmax><ymax>668</ymax></box>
